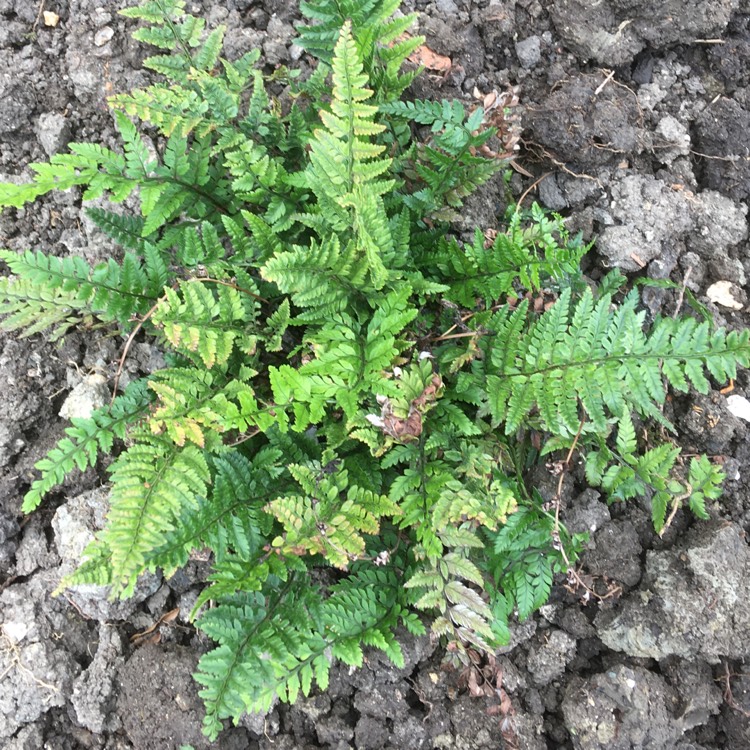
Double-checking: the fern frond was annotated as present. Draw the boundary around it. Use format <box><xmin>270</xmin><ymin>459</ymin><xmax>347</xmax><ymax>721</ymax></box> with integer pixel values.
<box><xmin>0</xmin><ymin>248</ymin><xmax>167</xmax><ymax>334</ymax></box>
<box><xmin>195</xmin><ymin>587</ymin><xmax>322</xmax><ymax>739</ymax></box>
<box><xmin>196</xmin><ymin>565</ymin><xmax>407</xmax><ymax>740</ymax></box>
<box><xmin>302</xmin><ymin>21</ymin><xmax>393</xmax><ymax>225</ymax></box>
<box><xmin>103</xmin><ymin>431</ymin><xmax>210</xmax><ymax>597</ymax></box>
<box><xmin>298</xmin><ymin>0</ymin><xmax>409</xmax><ymax>61</ymax></box>
<box><xmin>261</xmin><ymin>236</ymin><xmax>358</xmax><ymax>320</ymax></box>
<box><xmin>485</xmin><ymin>287</ymin><xmax>750</xmax><ymax>438</ymax></box>
<box><xmin>406</xmin><ymin>551</ymin><xmax>495</xmax><ymax>652</ymax></box>
<box><xmin>428</xmin><ymin>208</ymin><xmax>588</xmax><ymax>307</ymax></box>
<box><xmin>119</xmin><ymin>0</ymin><xmax>186</xmax><ymax>24</ymax></box>
<box><xmin>431</xmin><ymin>479</ymin><xmax>517</xmax><ymax>532</ymax></box>
<box><xmin>490</xmin><ymin>504</ymin><xmax>565</xmax><ymax>620</ymax></box>
<box><xmin>151</xmin><ymin>275</ymin><xmax>259</xmax><ymax>368</ymax></box>
<box><xmin>85</xmin><ymin>207</ymin><xmax>150</xmax><ymax>250</ymax></box>
<box><xmin>148</xmin><ymin>449</ymin><xmax>283</xmax><ymax>577</ymax></box>
<box><xmin>110</xmin><ymin>85</ymin><xmax>208</xmax><ymax>137</ymax></box>
<box><xmin>22</xmin><ymin>380</ymin><xmax>153</xmax><ymax>512</ymax></box>
<box><xmin>266</xmin><ymin>463</ymin><xmax>399</xmax><ymax>568</ymax></box>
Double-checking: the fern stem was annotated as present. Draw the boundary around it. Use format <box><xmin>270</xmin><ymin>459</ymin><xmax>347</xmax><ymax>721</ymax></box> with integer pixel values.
<box><xmin>190</xmin><ymin>277</ymin><xmax>269</xmax><ymax>304</ymax></box>
<box><xmin>142</xmin><ymin>174</ymin><xmax>231</xmax><ymax>215</ymax></box>
<box><xmin>153</xmin><ymin>0</ymin><xmax>195</xmax><ymax>69</ymax></box>
<box><xmin>112</xmin><ymin>295</ymin><xmax>164</xmax><ymax>402</ymax></box>
<box><xmin>208</xmin><ymin>575</ymin><xmax>298</xmax><ymax>718</ymax></box>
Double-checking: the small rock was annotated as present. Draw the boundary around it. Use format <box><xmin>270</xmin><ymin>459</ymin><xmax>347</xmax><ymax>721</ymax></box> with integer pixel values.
<box><xmin>515</xmin><ymin>36</ymin><xmax>542</xmax><ymax>68</ymax></box>
<box><xmin>93</xmin><ymin>26</ymin><xmax>114</xmax><ymax>47</ymax></box>
<box><xmin>726</xmin><ymin>394</ymin><xmax>750</xmax><ymax>423</ymax></box>
<box><xmin>526</xmin><ymin>630</ymin><xmax>577</xmax><ymax>686</ymax></box>
<box><xmin>435</xmin><ymin>0</ymin><xmax>460</xmax><ymax>15</ymax></box>
<box><xmin>0</xmin><ymin>583</ymin><xmax>80</xmax><ymax>739</ymax></box>
<box><xmin>59</xmin><ymin>374</ymin><xmax>110</xmax><ymax>420</ymax></box>
<box><xmin>5</xmin><ymin>725</ymin><xmax>44</xmax><ymax>750</ymax></box>
<box><xmin>355</xmin><ymin>715</ymin><xmax>390</xmax><ymax>750</ymax></box>
<box><xmin>42</xmin><ymin>11</ymin><xmax>60</xmax><ymax>27</ymax></box>
<box><xmin>598</xmin><ymin>175</ymin><xmax>693</xmax><ymax>271</ymax></box>
<box><xmin>71</xmin><ymin>623</ymin><xmax>124</xmax><ymax>733</ymax></box>
<box><xmin>93</xmin><ymin>8</ymin><xmax>113</xmax><ymax>26</ymax></box>
<box><xmin>14</xmin><ymin>518</ymin><xmax>58</xmax><ymax>576</ymax></box>
<box><xmin>596</xmin><ymin>523</ymin><xmax>750</xmax><ymax>662</ymax></box>
<box><xmin>689</xmin><ymin>190</ymin><xmax>748</xmax><ymax>258</ymax></box>
<box><xmin>655</xmin><ymin>115</ymin><xmax>691</xmax><ymax>164</ymax></box>
<box><xmin>0</xmin><ymin>421</ymin><xmax>25</xmax><ymax>469</ymax></box>
<box><xmin>562</xmin><ymin>488</ymin><xmax>610</xmax><ymax>537</ymax></box>
<box><xmin>2</xmin><ymin>621</ymin><xmax>28</xmax><ymax>644</ymax></box>
<box><xmin>53</xmin><ymin>489</ymin><xmax>162</xmax><ymax>621</ymax></box>
<box><xmin>706</xmin><ymin>280</ymin><xmax>744</xmax><ymax>310</ymax></box>
<box><xmin>583</xmin><ymin>519</ymin><xmax>642</xmax><ymax>588</ymax></box>
<box><xmin>562</xmin><ymin>665</ymin><xmax>683</xmax><ymax>750</ymax></box>
<box><xmin>538</xmin><ymin>174</ymin><xmax>567</xmax><ymax>210</ymax></box>
<box><xmin>662</xmin><ymin>660</ymin><xmax>722</xmax><ymax>731</ymax></box>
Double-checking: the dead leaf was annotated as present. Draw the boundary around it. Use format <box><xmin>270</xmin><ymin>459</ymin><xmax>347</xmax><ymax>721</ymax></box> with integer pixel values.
<box><xmin>407</xmin><ymin>40</ymin><xmax>452</xmax><ymax>72</ymax></box>
<box><xmin>383</xmin><ymin>407</ymin><xmax>422</xmax><ymax>439</ymax></box>
<box><xmin>130</xmin><ymin>607</ymin><xmax>180</xmax><ymax>647</ymax></box>
<box><xmin>467</xmin><ymin>666</ymin><xmax>483</xmax><ymax>697</ymax></box>
<box><xmin>509</xmin><ymin>160</ymin><xmax>534</xmax><ymax>177</ymax></box>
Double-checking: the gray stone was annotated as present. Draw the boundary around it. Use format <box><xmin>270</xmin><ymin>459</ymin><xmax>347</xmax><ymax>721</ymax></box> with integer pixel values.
<box><xmin>708</xmin><ymin>257</ymin><xmax>746</xmax><ymax>288</ymax></box>
<box><xmin>0</xmin><ymin>421</ymin><xmax>24</xmax><ymax>470</ymax></box>
<box><xmin>596</xmin><ymin>523</ymin><xmax>750</xmax><ymax>662</ymax></box>
<box><xmin>549</xmin><ymin>1</ymin><xmax>643</xmax><ymax>65</ymax></box>
<box><xmin>0</xmin><ymin>582</ymin><xmax>80</xmax><ymax>738</ymax></box>
<box><xmin>315</xmin><ymin>710</ymin><xmax>355</xmax><ymax>745</ymax></box>
<box><xmin>355</xmin><ymin>714</ymin><xmax>390</xmax><ymax>750</ymax></box>
<box><xmin>59</xmin><ymin>373</ymin><xmax>111</xmax><ymax>421</ymax></box>
<box><xmin>515</xmin><ymin>36</ymin><xmax>542</xmax><ymax>68</ymax></box>
<box><xmin>262</xmin><ymin>16</ymin><xmax>295</xmax><ymax>66</ymax></box>
<box><xmin>496</xmin><ymin>615</ymin><xmax>538</xmax><ymax>654</ymax></box>
<box><xmin>562</xmin><ymin>665</ymin><xmax>683</xmax><ymax>749</ymax></box>
<box><xmin>0</xmin><ymin>507</ymin><xmax>19</xmax><ymax>570</ymax></box>
<box><xmin>93</xmin><ymin>26</ymin><xmax>114</xmax><ymax>47</ymax></box>
<box><xmin>14</xmin><ymin>517</ymin><xmax>59</xmax><ymax>576</ymax></box>
<box><xmin>435</xmin><ymin>0</ymin><xmax>460</xmax><ymax>15</ymax></box>
<box><xmin>0</xmin><ymin>84</ymin><xmax>35</xmax><ymax>134</ymax></box>
<box><xmin>583</xmin><ymin>519</ymin><xmax>643</xmax><ymax>588</ymax></box>
<box><xmin>562</xmin><ymin>488</ymin><xmax>611</xmax><ymax>537</ymax></box>
<box><xmin>654</xmin><ymin>115</ymin><xmax>691</xmax><ymax>164</ymax></box>
<box><xmin>4</xmin><ymin>724</ymin><xmax>44</xmax><ymax>750</ymax></box>
<box><xmin>388</xmin><ymin>714</ymin><xmax>429</xmax><ymax>749</ymax></box>
<box><xmin>526</xmin><ymin>629</ymin><xmax>577</xmax><ymax>686</ymax></box>
<box><xmin>662</xmin><ymin>660</ymin><xmax>722</xmax><ymax>731</ymax></box>
<box><xmin>35</xmin><ymin>112</ymin><xmax>71</xmax><ymax>156</ymax></box>
<box><xmin>71</xmin><ymin>623</ymin><xmax>124</xmax><ymax>733</ymax></box>
<box><xmin>538</xmin><ymin>173</ymin><xmax>568</xmax><ymax>210</ymax></box>
<box><xmin>687</xmin><ymin>190</ymin><xmax>748</xmax><ymax>259</ymax></box>
<box><xmin>529</xmin><ymin>73</ymin><xmax>642</xmax><ymax>171</ymax></box>
<box><xmin>354</xmin><ymin>681</ymin><xmax>411</xmax><ymax>718</ymax></box>
<box><xmin>597</xmin><ymin>175</ymin><xmax>694</xmax><ymax>271</ymax></box>
<box><xmin>550</xmin><ymin>0</ymin><xmax>739</xmax><ymax>65</ymax></box>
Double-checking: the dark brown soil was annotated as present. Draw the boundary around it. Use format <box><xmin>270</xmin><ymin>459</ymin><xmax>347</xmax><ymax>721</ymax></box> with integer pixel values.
<box><xmin>1</xmin><ymin>1</ymin><xmax>750</xmax><ymax>749</ymax></box>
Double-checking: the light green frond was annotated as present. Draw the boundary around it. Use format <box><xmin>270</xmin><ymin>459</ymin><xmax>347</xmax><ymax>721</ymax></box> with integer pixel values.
<box><xmin>152</xmin><ymin>276</ymin><xmax>259</xmax><ymax>368</ymax></box>
<box><xmin>104</xmin><ymin>432</ymin><xmax>210</xmax><ymax>597</ymax></box>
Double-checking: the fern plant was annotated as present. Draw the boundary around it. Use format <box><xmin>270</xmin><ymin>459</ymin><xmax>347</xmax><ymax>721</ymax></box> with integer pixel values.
<box><xmin>0</xmin><ymin>0</ymin><xmax>746</xmax><ymax>739</ymax></box>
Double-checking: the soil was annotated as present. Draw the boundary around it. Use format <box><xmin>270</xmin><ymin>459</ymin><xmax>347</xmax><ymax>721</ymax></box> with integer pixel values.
<box><xmin>1</xmin><ymin>1</ymin><xmax>750</xmax><ymax>749</ymax></box>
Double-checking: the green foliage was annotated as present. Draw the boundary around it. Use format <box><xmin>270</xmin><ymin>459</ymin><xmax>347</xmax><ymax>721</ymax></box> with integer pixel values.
<box><xmin>0</xmin><ymin>0</ymin><xmax>746</xmax><ymax>741</ymax></box>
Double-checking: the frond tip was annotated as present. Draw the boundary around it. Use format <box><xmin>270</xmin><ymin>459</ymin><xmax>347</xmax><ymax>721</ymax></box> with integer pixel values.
<box><xmin>485</xmin><ymin>287</ymin><xmax>750</xmax><ymax>438</ymax></box>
